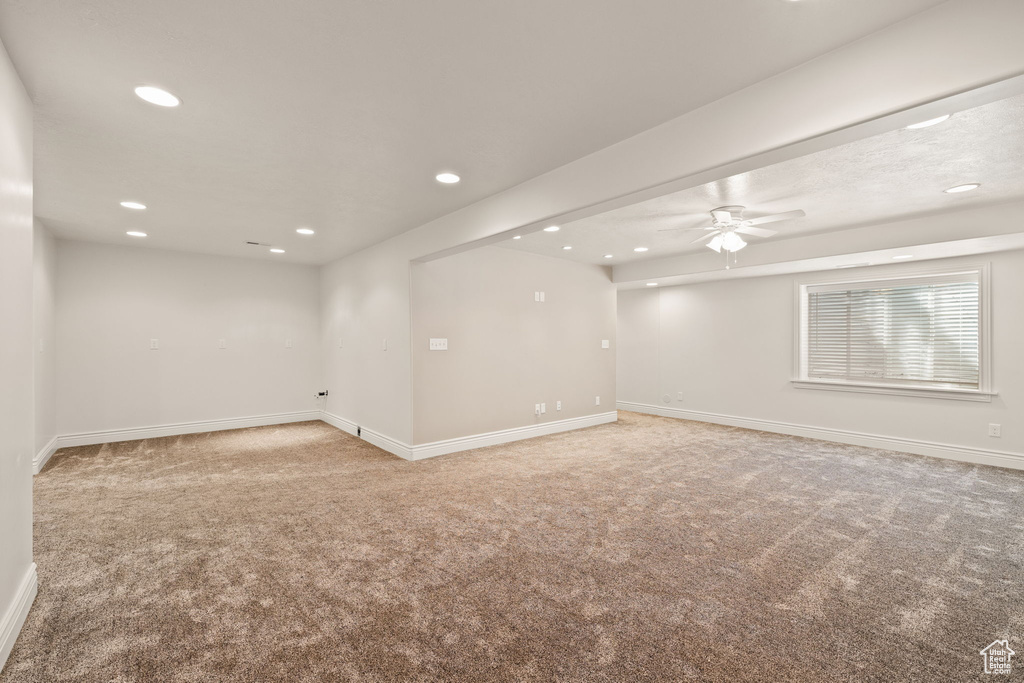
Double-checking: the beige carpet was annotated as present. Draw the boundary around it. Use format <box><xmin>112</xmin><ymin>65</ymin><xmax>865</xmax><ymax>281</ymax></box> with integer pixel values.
<box><xmin>3</xmin><ymin>412</ymin><xmax>1023</xmax><ymax>682</ymax></box>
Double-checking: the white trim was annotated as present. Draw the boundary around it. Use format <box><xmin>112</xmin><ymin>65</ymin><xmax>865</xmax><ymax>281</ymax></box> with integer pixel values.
<box><xmin>319</xmin><ymin>411</ymin><xmax>358</xmax><ymax>436</ymax></box>
<box><xmin>0</xmin><ymin>563</ymin><xmax>37</xmax><ymax>674</ymax></box>
<box><xmin>33</xmin><ymin>436</ymin><xmax>59</xmax><ymax>475</ymax></box>
<box><xmin>410</xmin><ymin>412</ymin><xmax>619</xmax><ymax>460</ymax></box>
<box><xmin>53</xmin><ymin>411</ymin><xmax>322</xmax><ymax>450</ymax></box>
<box><xmin>320</xmin><ymin>412</ymin><xmax>413</xmax><ymax>459</ymax></box>
<box><xmin>618</xmin><ymin>401</ymin><xmax>1024</xmax><ymax>471</ymax></box>
<box><xmin>320</xmin><ymin>411</ymin><xmax>619</xmax><ymax>461</ymax></box>
<box><xmin>363</xmin><ymin>427</ymin><xmax>414</xmax><ymax>460</ymax></box>
<box><xmin>791</xmin><ymin>379</ymin><xmax>995</xmax><ymax>402</ymax></box>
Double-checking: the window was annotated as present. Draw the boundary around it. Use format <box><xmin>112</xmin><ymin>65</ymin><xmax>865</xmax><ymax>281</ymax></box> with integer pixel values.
<box><xmin>795</xmin><ymin>267</ymin><xmax>992</xmax><ymax>401</ymax></box>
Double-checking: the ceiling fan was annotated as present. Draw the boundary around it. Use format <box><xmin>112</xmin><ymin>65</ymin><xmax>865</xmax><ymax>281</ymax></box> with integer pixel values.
<box><xmin>660</xmin><ymin>205</ymin><xmax>805</xmax><ymax>255</ymax></box>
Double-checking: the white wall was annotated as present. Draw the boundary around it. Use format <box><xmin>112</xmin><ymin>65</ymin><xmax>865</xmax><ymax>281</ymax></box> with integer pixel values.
<box><xmin>320</xmin><ymin>237</ymin><xmax>415</xmax><ymax>445</ymax></box>
<box><xmin>33</xmin><ymin>221</ymin><xmax>57</xmax><ymax>457</ymax></box>
<box><xmin>617</xmin><ymin>251</ymin><xmax>1024</xmax><ymax>462</ymax></box>
<box><xmin>0</xmin><ymin>36</ymin><xmax>35</xmax><ymax>672</ymax></box>
<box><xmin>411</xmin><ymin>247</ymin><xmax>615</xmax><ymax>444</ymax></box>
<box><xmin>55</xmin><ymin>241</ymin><xmax>322</xmax><ymax>436</ymax></box>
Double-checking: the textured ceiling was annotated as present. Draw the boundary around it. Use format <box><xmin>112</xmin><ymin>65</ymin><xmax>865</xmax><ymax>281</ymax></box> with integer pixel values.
<box><xmin>502</xmin><ymin>93</ymin><xmax>1024</xmax><ymax>265</ymax></box>
<box><xmin>0</xmin><ymin>0</ymin><xmax>945</xmax><ymax>263</ymax></box>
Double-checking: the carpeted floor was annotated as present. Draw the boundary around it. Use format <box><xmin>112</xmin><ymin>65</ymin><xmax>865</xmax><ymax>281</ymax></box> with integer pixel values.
<box><xmin>3</xmin><ymin>411</ymin><xmax>1023</xmax><ymax>682</ymax></box>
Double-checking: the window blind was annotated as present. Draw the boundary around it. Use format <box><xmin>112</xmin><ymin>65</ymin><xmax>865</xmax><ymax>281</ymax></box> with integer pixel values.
<box><xmin>805</xmin><ymin>272</ymin><xmax>980</xmax><ymax>390</ymax></box>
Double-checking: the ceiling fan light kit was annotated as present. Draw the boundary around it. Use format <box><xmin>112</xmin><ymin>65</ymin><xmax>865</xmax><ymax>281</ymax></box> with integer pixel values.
<box><xmin>660</xmin><ymin>204</ymin><xmax>805</xmax><ymax>269</ymax></box>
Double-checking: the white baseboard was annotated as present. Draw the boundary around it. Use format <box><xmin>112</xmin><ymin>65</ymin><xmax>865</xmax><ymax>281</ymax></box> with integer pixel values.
<box><xmin>319</xmin><ymin>411</ymin><xmax>358</xmax><ymax>437</ymax></box>
<box><xmin>320</xmin><ymin>412</ymin><xmax>414</xmax><ymax>459</ymax></box>
<box><xmin>33</xmin><ymin>436</ymin><xmax>58</xmax><ymax>475</ymax></box>
<box><xmin>0</xmin><ymin>563</ymin><xmax>37</xmax><ymax>674</ymax></box>
<box><xmin>321</xmin><ymin>411</ymin><xmax>619</xmax><ymax>461</ymax></box>
<box><xmin>618</xmin><ymin>401</ymin><xmax>1024</xmax><ymax>471</ymax></box>
<box><xmin>49</xmin><ymin>411</ymin><xmax>322</xmax><ymax>456</ymax></box>
<box><xmin>410</xmin><ymin>411</ymin><xmax>619</xmax><ymax>460</ymax></box>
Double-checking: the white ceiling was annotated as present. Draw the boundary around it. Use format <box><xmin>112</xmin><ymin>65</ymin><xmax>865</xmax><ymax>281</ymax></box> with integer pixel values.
<box><xmin>503</xmin><ymin>92</ymin><xmax>1024</xmax><ymax>266</ymax></box>
<box><xmin>0</xmin><ymin>0</ymin><xmax>946</xmax><ymax>264</ymax></box>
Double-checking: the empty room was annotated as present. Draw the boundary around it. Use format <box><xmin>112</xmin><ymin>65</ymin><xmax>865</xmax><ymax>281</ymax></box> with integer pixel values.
<box><xmin>1</xmin><ymin>1</ymin><xmax>1023</xmax><ymax>681</ymax></box>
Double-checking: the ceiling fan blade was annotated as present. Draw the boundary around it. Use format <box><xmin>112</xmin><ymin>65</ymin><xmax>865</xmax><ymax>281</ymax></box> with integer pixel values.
<box><xmin>735</xmin><ymin>226</ymin><xmax>777</xmax><ymax>238</ymax></box>
<box><xmin>691</xmin><ymin>230</ymin><xmax>720</xmax><ymax>244</ymax></box>
<box><xmin>711</xmin><ymin>209</ymin><xmax>733</xmax><ymax>223</ymax></box>
<box><xmin>658</xmin><ymin>226</ymin><xmax>716</xmax><ymax>233</ymax></box>
<box><xmin>746</xmin><ymin>209</ymin><xmax>805</xmax><ymax>226</ymax></box>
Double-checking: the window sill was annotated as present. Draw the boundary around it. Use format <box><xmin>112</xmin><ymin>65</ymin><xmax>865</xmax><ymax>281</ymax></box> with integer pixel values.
<box><xmin>792</xmin><ymin>379</ymin><xmax>996</xmax><ymax>402</ymax></box>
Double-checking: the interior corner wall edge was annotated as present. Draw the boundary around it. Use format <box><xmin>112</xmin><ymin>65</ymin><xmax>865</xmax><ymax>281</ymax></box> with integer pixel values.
<box><xmin>33</xmin><ymin>221</ymin><xmax>57</xmax><ymax>465</ymax></box>
<box><xmin>55</xmin><ymin>240</ymin><xmax>322</xmax><ymax>437</ymax></box>
<box><xmin>616</xmin><ymin>250</ymin><xmax>1024</xmax><ymax>468</ymax></box>
<box><xmin>411</xmin><ymin>246</ymin><xmax>616</xmax><ymax>445</ymax></box>
<box><xmin>0</xmin><ymin>34</ymin><xmax>36</xmax><ymax>674</ymax></box>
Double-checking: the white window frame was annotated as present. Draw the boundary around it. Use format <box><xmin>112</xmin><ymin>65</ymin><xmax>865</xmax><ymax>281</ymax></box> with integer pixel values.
<box><xmin>793</xmin><ymin>263</ymin><xmax>994</xmax><ymax>402</ymax></box>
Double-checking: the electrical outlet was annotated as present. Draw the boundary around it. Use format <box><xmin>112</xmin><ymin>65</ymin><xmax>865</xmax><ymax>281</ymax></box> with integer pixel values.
<box><xmin>541</xmin><ymin>403</ymin><xmax>546</xmax><ymax>414</ymax></box>
<box><xmin>678</xmin><ymin>392</ymin><xmax>684</xmax><ymax>401</ymax></box>
<box><xmin>601</xmin><ymin>339</ymin><xmax>610</xmax><ymax>349</ymax></box>
<box><xmin>540</xmin><ymin>291</ymin><xmax>545</xmax><ymax>302</ymax></box>
<box><xmin>534</xmin><ymin>291</ymin><xmax>540</xmax><ymax>302</ymax></box>
<box><xmin>989</xmin><ymin>423</ymin><xmax>1002</xmax><ymax>438</ymax></box>
<box><xmin>338</xmin><ymin>338</ymin><xmax>343</xmax><ymax>348</ymax></box>
<box><xmin>150</xmin><ymin>338</ymin><xmax>159</xmax><ymax>350</ymax></box>
<box><xmin>535</xmin><ymin>404</ymin><xmax>541</xmax><ymax>416</ymax></box>
<box><xmin>556</xmin><ymin>401</ymin><xmax>562</xmax><ymax>411</ymax></box>
<box><xmin>218</xmin><ymin>339</ymin><xmax>227</xmax><ymax>349</ymax></box>
<box><xmin>286</xmin><ymin>338</ymin><xmax>293</xmax><ymax>348</ymax></box>
<box><xmin>595</xmin><ymin>396</ymin><xmax>600</xmax><ymax>406</ymax></box>
<box><xmin>383</xmin><ymin>338</ymin><xmax>388</xmax><ymax>351</ymax></box>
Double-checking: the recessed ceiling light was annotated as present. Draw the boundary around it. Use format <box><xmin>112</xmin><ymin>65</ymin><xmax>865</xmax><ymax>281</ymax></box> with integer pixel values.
<box><xmin>562</xmin><ymin>246</ymin><xmax>572</xmax><ymax>250</ymax></box>
<box><xmin>126</xmin><ymin>231</ymin><xmax>147</xmax><ymax>237</ymax></box>
<box><xmin>543</xmin><ymin>226</ymin><xmax>560</xmax><ymax>232</ymax></box>
<box><xmin>435</xmin><ymin>173</ymin><xmax>460</xmax><ymax>184</ymax></box>
<box><xmin>604</xmin><ymin>254</ymin><xmax>613</xmax><ymax>259</ymax></box>
<box><xmin>270</xmin><ymin>248</ymin><xmax>285</xmax><ymax>253</ymax></box>
<box><xmin>120</xmin><ymin>201</ymin><xmax>146</xmax><ymax>210</ymax></box>
<box><xmin>512</xmin><ymin>235</ymin><xmax>522</xmax><ymax>240</ymax></box>
<box><xmin>944</xmin><ymin>183</ymin><xmax>980</xmax><ymax>194</ymax></box>
<box><xmin>892</xmin><ymin>255</ymin><xmax>915</xmax><ymax>260</ymax></box>
<box><xmin>134</xmin><ymin>86</ymin><xmax>180</xmax><ymax>107</ymax></box>
<box><xmin>906</xmin><ymin>115</ymin><xmax>950</xmax><ymax>130</ymax></box>
<box><xmin>296</xmin><ymin>228</ymin><xmax>315</xmax><ymax>235</ymax></box>
<box><xmin>646</xmin><ymin>282</ymin><xmax>658</xmax><ymax>287</ymax></box>
<box><xmin>634</xmin><ymin>247</ymin><xmax>649</xmax><ymax>252</ymax></box>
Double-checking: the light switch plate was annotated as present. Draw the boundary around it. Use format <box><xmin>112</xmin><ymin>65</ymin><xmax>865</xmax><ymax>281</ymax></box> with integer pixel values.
<box><xmin>429</xmin><ymin>338</ymin><xmax>448</xmax><ymax>350</ymax></box>
<box><xmin>601</xmin><ymin>339</ymin><xmax>610</xmax><ymax>349</ymax></box>
<box><xmin>218</xmin><ymin>339</ymin><xmax>227</xmax><ymax>349</ymax></box>
<box><xmin>150</xmin><ymin>338</ymin><xmax>159</xmax><ymax>350</ymax></box>
<box><xmin>286</xmin><ymin>338</ymin><xmax>293</xmax><ymax>348</ymax></box>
